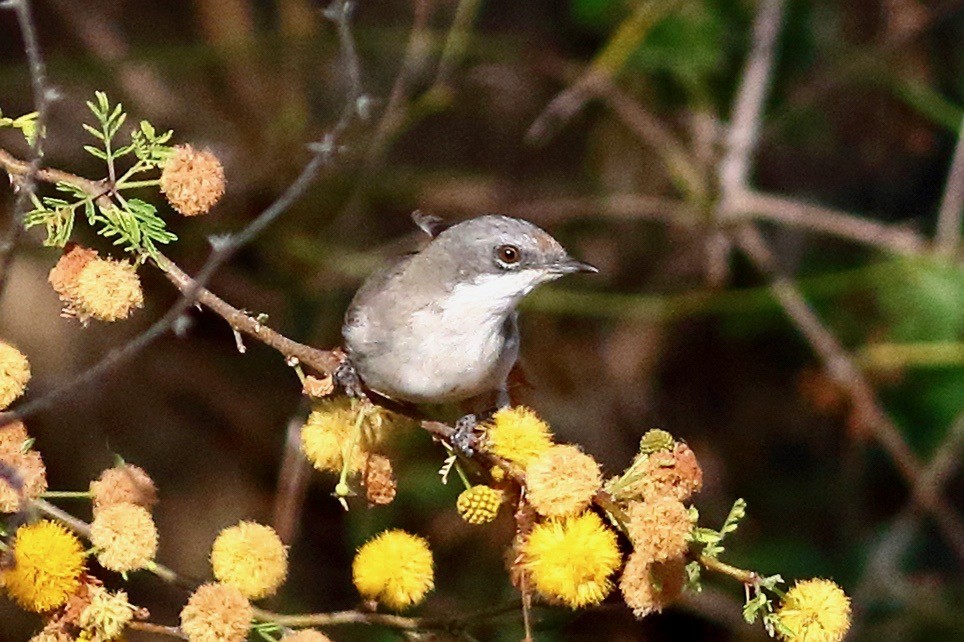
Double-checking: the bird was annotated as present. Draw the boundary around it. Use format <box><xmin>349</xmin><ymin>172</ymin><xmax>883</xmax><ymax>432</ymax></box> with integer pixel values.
<box><xmin>340</xmin><ymin>213</ymin><xmax>596</xmax><ymax>422</ymax></box>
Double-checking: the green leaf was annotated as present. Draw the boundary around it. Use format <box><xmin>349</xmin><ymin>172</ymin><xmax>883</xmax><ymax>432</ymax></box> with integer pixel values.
<box><xmin>82</xmin><ymin>123</ymin><xmax>104</xmax><ymax>140</ymax></box>
<box><xmin>720</xmin><ymin>498</ymin><xmax>747</xmax><ymax>536</ymax></box>
<box><xmin>742</xmin><ymin>592</ymin><xmax>768</xmax><ymax>624</ymax></box>
<box><xmin>84</xmin><ymin>145</ymin><xmax>108</xmax><ymax>160</ymax></box>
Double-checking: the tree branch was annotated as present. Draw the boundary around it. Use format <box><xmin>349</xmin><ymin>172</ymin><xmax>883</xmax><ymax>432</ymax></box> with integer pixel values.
<box><xmin>717</xmin><ymin>0</ymin><xmax>786</xmax><ymax>206</ymax></box>
<box><xmin>732</xmin><ymin>224</ymin><xmax>964</xmax><ymax>564</ymax></box>
<box><xmin>936</xmin><ymin>115</ymin><xmax>964</xmax><ymax>258</ymax></box>
<box><xmin>0</xmin><ymin>0</ymin><xmax>52</xmax><ymax>300</ymax></box>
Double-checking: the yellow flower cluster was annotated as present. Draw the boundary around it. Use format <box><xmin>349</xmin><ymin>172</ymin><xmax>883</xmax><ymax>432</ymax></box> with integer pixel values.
<box><xmin>300</xmin><ymin>398</ymin><xmax>371</xmax><ymax>474</ymax></box>
<box><xmin>525</xmin><ymin>444</ymin><xmax>601</xmax><ymax>518</ymax></box>
<box><xmin>521</xmin><ymin>512</ymin><xmax>621</xmax><ymax>608</ymax></box>
<box><xmin>0</xmin><ymin>420</ymin><xmax>48</xmax><ymax>512</ymax></box>
<box><xmin>776</xmin><ymin>579</ymin><xmax>851</xmax><ymax>642</ymax></box>
<box><xmin>606</xmin><ymin>429</ymin><xmax>703</xmax><ymax>618</ymax></box>
<box><xmin>484</xmin><ymin>406</ymin><xmax>553</xmax><ymax>469</ymax></box>
<box><xmin>456</xmin><ymin>485</ymin><xmax>503</xmax><ymax>524</ymax></box>
<box><xmin>48</xmin><ymin>245</ymin><xmax>144</xmax><ymax>323</ymax></box>
<box><xmin>0</xmin><ymin>340</ymin><xmax>30</xmax><ymax>409</ymax></box>
<box><xmin>211</xmin><ymin>521</ymin><xmax>288</xmax><ymax>600</ymax></box>
<box><xmin>160</xmin><ymin>144</ymin><xmax>226</xmax><ymax>216</ymax></box>
<box><xmin>180</xmin><ymin>582</ymin><xmax>252</xmax><ymax>642</ymax></box>
<box><xmin>1</xmin><ymin>520</ymin><xmax>86</xmax><ymax>612</ymax></box>
<box><xmin>90</xmin><ymin>503</ymin><xmax>158</xmax><ymax>572</ymax></box>
<box><xmin>352</xmin><ymin>529</ymin><xmax>434</xmax><ymax>610</ymax></box>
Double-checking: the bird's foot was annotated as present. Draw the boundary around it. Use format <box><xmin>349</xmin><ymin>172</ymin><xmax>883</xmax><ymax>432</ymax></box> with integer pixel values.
<box><xmin>452</xmin><ymin>414</ymin><xmax>479</xmax><ymax>457</ymax></box>
<box><xmin>334</xmin><ymin>359</ymin><xmax>365</xmax><ymax>398</ymax></box>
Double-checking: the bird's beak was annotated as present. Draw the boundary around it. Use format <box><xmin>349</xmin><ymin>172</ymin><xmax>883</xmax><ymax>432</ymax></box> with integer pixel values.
<box><xmin>553</xmin><ymin>256</ymin><xmax>599</xmax><ymax>274</ymax></box>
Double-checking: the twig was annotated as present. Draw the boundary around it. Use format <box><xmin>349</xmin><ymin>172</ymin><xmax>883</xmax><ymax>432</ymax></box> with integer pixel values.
<box><xmin>433</xmin><ymin>0</ymin><xmax>482</xmax><ymax>89</ymax></box>
<box><xmin>733</xmin><ymin>190</ymin><xmax>927</xmax><ymax>255</ymax></box>
<box><xmin>526</xmin><ymin>0</ymin><xmax>683</xmax><ymax>145</ymax></box>
<box><xmin>853</xmin><ymin>412</ymin><xmax>964</xmax><ymax>613</ymax></box>
<box><xmin>717</xmin><ymin>0</ymin><xmax>786</xmax><ymax>207</ymax></box>
<box><xmin>733</xmin><ymin>224</ymin><xmax>964</xmax><ymax>564</ymax></box>
<box><xmin>252</xmin><ymin>600</ymin><xmax>521</xmax><ymax>630</ymax></box>
<box><xmin>0</xmin><ymin>0</ymin><xmax>368</xmax><ymax>429</ymax></box>
<box><xmin>698</xmin><ymin>554</ymin><xmax>760</xmax><ymax>586</ymax></box>
<box><xmin>0</xmin><ymin>0</ymin><xmax>52</xmax><ymax>301</ymax></box>
<box><xmin>0</xmin><ymin>147</ymin><xmax>336</xmax><ymax>429</ymax></box>
<box><xmin>127</xmin><ymin>622</ymin><xmax>188</xmax><ymax>640</ymax></box>
<box><xmin>936</xmin><ymin>115</ymin><xmax>964</xmax><ymax>258</ymax></box>
<box><xmin>592</xmin><ymin>77</ymin><xmax>709</xmax><ymax>204</ymax></box>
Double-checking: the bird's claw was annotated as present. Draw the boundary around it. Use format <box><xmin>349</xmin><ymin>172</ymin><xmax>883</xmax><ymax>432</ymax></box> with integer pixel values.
<box><xmin>334</xmin><ymin>359</ymin><xmax>365</xmax><ymax>398</ymax></box>
<box><xmin>452</xmin><ymin>414</ymin><xmax>478</xmax><ymax>457</ymax></box>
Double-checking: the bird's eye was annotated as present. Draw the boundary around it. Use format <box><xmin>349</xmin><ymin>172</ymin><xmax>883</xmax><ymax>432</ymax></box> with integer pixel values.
<box><xmin>496</xmin><ymin>244</ymin><xmax>521</xmax><ymax>266</ymax></box>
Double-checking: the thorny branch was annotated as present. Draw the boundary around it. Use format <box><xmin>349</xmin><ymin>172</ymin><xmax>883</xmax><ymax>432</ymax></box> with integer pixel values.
<box><xmin>0</xmin><ymin>0</ymin><xmax>368</xmax><ymax>431</ymax></box>
<box><xmin>0</xmin><ymin>0</ymin><xmax>52</xmax><ymax>300</ymax></box>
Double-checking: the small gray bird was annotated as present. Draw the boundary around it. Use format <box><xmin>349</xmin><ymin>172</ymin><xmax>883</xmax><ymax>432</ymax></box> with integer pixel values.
<box><xmin>341</xmin><ymin>214</ymin><xmax>596</xmax><ymax>411</ymax></box>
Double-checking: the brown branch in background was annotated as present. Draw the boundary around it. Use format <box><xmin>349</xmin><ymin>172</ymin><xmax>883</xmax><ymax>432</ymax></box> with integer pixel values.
<box><xmin>593</xmin><ymin>78</ymin><xmax>710</xmax><ymax>204</ymax></box>
<box><xmin>732</xmin><ymin>225</ymin><xmax>964</xmax><ymax>564</ymax></box>
<box><xmin>433</xmin><ymin>0</ymin><xmax>483</xmax><ymax>90</ymax></box>
<box><xmin>853</xmin><ymin>412</ymin><xmax>964</xmax><ymax>626</ymax></box>
<box><xmin>732</xmin><ymin>190</ymin><xmax>927</xmax><ymax>255</ymax></box>
<box><xmin>936</xmin><ymin>115</ymin><xmax>964</xmax><ymax>258</ymax></box>
<box><xmin>526</xmin><ymin>0</ymin><xmax>684</xmax><ymax>145</ymax></box>
<box><xmin>0</xmin><ymin>0</ymin><xmax>52</xmax><ymax>301</ymax></box>
<box><xmin>716</xmin><ymin>0</ymin><xmax>786</xmax><ymax>208</ymax></box>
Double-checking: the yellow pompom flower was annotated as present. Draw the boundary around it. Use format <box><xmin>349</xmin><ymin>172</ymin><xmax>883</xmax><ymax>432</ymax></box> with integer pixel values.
<box><xmin>526</xmin><ymin>444</ymin><xmax>602</xmax><ymax>518</ymax></box>
<box><xmin>180</xmin><ymin>582</ymin><xmax>252</xmax><ymax>642</ymax></box>
<box><xmin>160</xmin><ymin>144</ymin><xmax>226</xmax><ymax>216</ymax></box>
<box><xmin>456</xmin><ymin>485</ymin><xmax>504</xmax><ymax>524</ymax></box>
<box><xmin>1</xmin><ymin>520</ymin><xmax>86</xmax><ymax>612</ymax></box>
<box><xmin>78</xmin><ymin>586</ymin><xmax>136</xmax><ymax>641</ymax></box>
<box><xmin>211</xmin><ymin>521</ymin><xmax>288</xmax><ymax>600</ymax></box>
<box><xmin>522</xmin><ymin>511</ymin><xmax>621</xmax><ymax>608</ymax></box>
<box><xmin>484</xmin><ymin>406</ymin><xmax>553</xmax><ymax>469</ymax></box>
<box><xmin>352</xmin><ymin>529</ymin><xmax>434</xmax><ymax>610</ymax></box>
<box><xmin>776</xmin><ymin>579</ymin><xmax>851</xmax><ymax>642</ymax></box>
<box><xmin>90</xmin><ymin>503</ymin><xmax>158</xmax><ymax>572</ymax></box>
<box><xmin>300</xmin><ymin>397</ymin><xmax>364</xmax><ymax>473</ymax></box>
<box><xmin>0</xmin><ymin>340</ymin><xmax>30</xmax><ymax>410</ymax></box>
<box><xmin>70</xmin><ymin>258</ymin><xmax>144</xmax><ymax>323</ymax></box>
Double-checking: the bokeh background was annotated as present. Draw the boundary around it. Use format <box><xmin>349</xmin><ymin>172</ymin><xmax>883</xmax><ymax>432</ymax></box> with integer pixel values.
<box><xmin>1</xmin><ymin>0</ymin><xmax>962</xmax><ymax>640</ymax></box>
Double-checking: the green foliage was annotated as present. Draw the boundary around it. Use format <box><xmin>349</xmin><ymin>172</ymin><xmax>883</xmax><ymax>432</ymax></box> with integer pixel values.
<box><xmin>0</xmin><ymin>108</ymin><xmax>40</xmax><ymax>145</ymax></box>
<box><xmin>23</xmin><ymin>92</ymin><xmax>177</xmax><ymax>259</ymax></box>
<box><xmin>689</xmin><ymin>497</ymin><xmax>746</xmax><ymax>558</ymax></box>
<box><xmin>742</xmin><ymin>574</ymin><xmax>791</xmax><ymax>638</ymax></box>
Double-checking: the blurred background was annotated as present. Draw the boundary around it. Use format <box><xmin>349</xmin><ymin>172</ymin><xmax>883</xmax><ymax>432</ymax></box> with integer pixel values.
<box><xmin>0</xmin><ymin>0</ymin><xmax>962</xmax><ymax>640</ymax></box>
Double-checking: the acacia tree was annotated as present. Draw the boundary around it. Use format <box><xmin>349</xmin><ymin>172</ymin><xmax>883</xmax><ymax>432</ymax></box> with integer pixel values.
<box><xmin>1</xmin><ymin>0</ymin><xmax>961</xmax><ymax>641</ymax></box>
